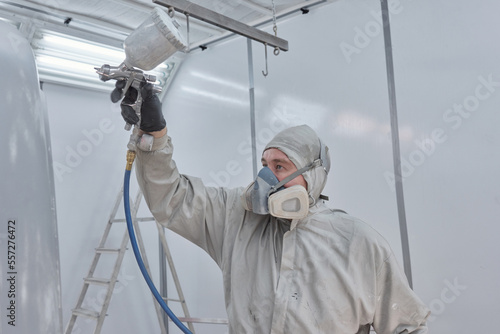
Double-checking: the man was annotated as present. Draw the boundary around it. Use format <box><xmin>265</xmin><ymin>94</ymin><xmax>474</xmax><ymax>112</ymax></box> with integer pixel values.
<box><xmin>118</xmin><ymin>84</ymin><xmax>430</xmax><ymax>333</ymax></box>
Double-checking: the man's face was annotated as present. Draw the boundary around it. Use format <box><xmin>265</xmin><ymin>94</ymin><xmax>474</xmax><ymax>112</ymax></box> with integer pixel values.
<box><xmin>261</xmin><ymin>148</ymin><xmax>307</xmax><ymax>189</ymax></box>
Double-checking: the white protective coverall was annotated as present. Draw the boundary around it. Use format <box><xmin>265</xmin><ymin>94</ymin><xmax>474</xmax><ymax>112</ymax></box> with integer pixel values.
<box><xmin>135</xmin><ymin>125</ymin><xmax>430</xmax><ymax>333</ymax></box>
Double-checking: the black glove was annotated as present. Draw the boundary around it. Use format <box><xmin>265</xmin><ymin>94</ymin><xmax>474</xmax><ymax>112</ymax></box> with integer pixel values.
<box><xmin>139</xmin><ymin>82</ymin><xmax>166</xmax><ymax>132</ymax></box>
<box><xmin>111</xmin><ymin>80</ymin><xmax>166</xmax><ymax>132</ymax></box>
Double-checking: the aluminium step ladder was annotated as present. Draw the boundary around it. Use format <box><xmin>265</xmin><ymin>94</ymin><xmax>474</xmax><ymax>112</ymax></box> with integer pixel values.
<box><xmin>64</xmin><ymin>186</ymin><xmax>195</xmax><ymax>334</ymax></box>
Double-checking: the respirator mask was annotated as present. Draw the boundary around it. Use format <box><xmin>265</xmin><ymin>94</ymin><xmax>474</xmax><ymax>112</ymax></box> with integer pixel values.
<box><xmin>242</xmin><ymin>127</ymin><xmax>330</xmax><ymax>220</ymax></box>
<box><xmin>241</xmin><ymin>160</ymin><xmax>321</xmax><ymax>220</ymax></box>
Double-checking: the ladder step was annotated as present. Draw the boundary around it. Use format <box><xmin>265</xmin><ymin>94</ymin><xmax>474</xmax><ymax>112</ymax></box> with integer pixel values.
<box><xmin>72</xmin><ymin>307</ymin><xmax>100</xmax><ymax>319</ymax></box>
<box><xmin>95</xmin><ymin>247</ymin><xmax>121</xmax><ymax>254</ymax></box>
<box><xmin>175</xmin><ymin>317</ymin><xmax>228</xmax><ymax>325</ymax></box>
<box><xmin>163</xmin><ymin>297</ymin><xmax>183</xmax><ymax>303</ymax></box>
<box><xmin>136</xmin><ymin>217</ymin><xmax>155</xmax><ymax>222</ymax></box>
<box><xmin>84</xmin><ymin>277</ymin><xmax>114</xmax><ymax>286</ymax></box>
<box><xmin>110</xmin><ymin>217</ymin><xmax>155</xmax><ymax>223</ymax></box>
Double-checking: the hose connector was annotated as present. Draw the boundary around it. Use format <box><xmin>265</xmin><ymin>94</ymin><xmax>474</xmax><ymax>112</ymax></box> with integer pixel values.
<box><xmin>126</xmin><ymin>150</ymin><xmax>136</xmax><ymax>171</ymax></box>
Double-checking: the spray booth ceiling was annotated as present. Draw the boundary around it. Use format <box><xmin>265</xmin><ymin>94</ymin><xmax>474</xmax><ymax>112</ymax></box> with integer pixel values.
<box><xmin>0</xmin><ymin>0</ymin><xmax>329</xmax><ymax>92</ymax></box>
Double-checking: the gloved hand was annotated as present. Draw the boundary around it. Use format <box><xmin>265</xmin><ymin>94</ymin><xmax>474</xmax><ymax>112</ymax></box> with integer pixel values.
<box><xmin>111</xmin><ymin>80</ymin><xmax>166</xmax><ymax>133</ymax></box>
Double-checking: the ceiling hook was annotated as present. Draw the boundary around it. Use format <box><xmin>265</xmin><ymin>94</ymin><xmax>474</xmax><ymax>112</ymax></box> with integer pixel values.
<box><xmin>167</xmin><ymin>6</ymin><xmax>175</xmax><ymax>17</ymax></box>
<box><xmin>262</xmin><ymin>43</ymin><xmax>269</xmax><ymax>77</ymax></box>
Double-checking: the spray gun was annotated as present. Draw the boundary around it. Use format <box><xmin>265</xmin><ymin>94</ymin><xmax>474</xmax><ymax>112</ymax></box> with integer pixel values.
<box><xmin>95</xmin><ymin>8</ymin><xmax>192</xmax><ymax>334</ymax></box>
<box><xmin>95</xmin><ymin>62</ymin><xmax>161</xmax><ymax>127</ymax></box>
<box><xmin>95</xmin><ymin>7</ymin><xmax>187</xmax><ymax>151</ymax></box>
<box><xmin>95</xmin><ymin>62</ymin><xmax>162</xmax><ymax>151</ymax></box>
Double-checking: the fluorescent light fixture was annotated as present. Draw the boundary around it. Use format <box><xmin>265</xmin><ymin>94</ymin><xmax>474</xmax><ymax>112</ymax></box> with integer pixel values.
<box><xmin>31</xmin><ymin>30</ymin><xmax>180</xmax><ymax>93</ymax></box>
<box><xmin>41</xmin><ymin>33</ymin><xmax>125</xmax><ymax>61</ymax></box>
<box><xmin>37</xmin><ymin>55</ymin><xmax>97</xmax><ymax>73</ymax></box>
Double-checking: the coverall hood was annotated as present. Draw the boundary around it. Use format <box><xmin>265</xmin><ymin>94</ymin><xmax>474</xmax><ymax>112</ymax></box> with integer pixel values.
<box><xmin>264</xmin><ymin>124</ymin><xmax>330</xmax><ymax>205</ymax></box>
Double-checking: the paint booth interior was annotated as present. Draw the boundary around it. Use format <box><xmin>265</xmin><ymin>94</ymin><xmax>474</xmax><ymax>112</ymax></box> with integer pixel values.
<box><xmin>1</xmin><ymin>0</ymin><xmax>499</xmax><ymax>333</ymax></box>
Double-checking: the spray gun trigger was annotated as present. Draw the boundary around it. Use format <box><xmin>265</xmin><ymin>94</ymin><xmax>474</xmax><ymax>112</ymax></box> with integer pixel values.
<box><xmin>111</xmin><ymin>89</ymin><xmax>123</xmax><ymax>103</ymax></box>
<box><xmin>122</xmin><ymin>75</ymin><xmax>135</xmax><ymax>100</ymax></box>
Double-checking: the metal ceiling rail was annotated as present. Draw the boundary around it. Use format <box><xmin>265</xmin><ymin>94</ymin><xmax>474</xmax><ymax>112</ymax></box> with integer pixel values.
<box><xmin>153</xmin><ymin>0</ymin><xmax>289</xmax><ymax>52</ymax></box>
<box><xmin>181</xmin><ymin>0</ymin><xmax>328</xmax><ymax>52</ymax></box>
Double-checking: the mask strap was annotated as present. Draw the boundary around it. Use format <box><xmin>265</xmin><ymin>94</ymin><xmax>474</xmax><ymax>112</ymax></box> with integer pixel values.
<box><xmin>269</xmin><ymin>159</ymin><xmax>321</xmax><ymax>195</ymax></box>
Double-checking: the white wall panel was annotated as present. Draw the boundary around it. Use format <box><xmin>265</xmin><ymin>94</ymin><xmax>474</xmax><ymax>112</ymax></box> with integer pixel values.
<box><xmin>390</xmin><ymin>0</ymin><xmax>500</xmax><ymax>332</ymax></box>
<box><xmin>0</xmin><ymin>21</ymin><xmax>62</xmax><ymax>334</ymax></box>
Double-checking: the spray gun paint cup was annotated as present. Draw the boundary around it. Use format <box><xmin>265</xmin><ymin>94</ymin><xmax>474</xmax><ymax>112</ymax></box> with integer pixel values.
<box><xmin>123</xmin><ymin>7</ymin><xmax>187</xmax><ymax>71</ymax></box>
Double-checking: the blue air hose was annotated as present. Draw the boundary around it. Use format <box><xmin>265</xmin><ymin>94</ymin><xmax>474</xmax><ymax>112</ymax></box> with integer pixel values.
<box><xmin>124</xmin><ymin>150</ymin><xmax>192</xmax><ymax>334</ymax></box>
